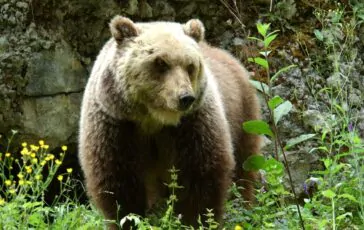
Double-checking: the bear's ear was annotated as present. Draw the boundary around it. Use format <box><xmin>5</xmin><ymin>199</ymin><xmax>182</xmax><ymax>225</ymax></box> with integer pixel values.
<box><xmin>109</xmin><ymin>15</ymin><xmax>139</xmax><ymax>44</ymax></box>
<box><xmin>183</xmin><ymin>19</ymin><xmax>205</xmax><ymax>42</ymax></box>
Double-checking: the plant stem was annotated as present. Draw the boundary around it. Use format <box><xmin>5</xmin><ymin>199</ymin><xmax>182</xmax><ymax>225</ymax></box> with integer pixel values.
<box><xmin>275</xmin><ymin>125</ymin><xmax>305</xmax><ymax>229</ymax></box>
<box><xmin>263</xmin><ymin>34</ymin><xmax>305</xmax><ymax>230</ymax></box>
<box><xmin>332</xmin><ymin>198</ymin><xmax>336</xmax><ymax>230</ymax></box>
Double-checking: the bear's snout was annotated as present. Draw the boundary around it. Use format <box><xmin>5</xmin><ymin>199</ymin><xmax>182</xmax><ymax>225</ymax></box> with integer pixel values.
<box><xmin>178</xmin><ymin>93</ymin><xmax>195</xmax><ymax>111</ymax></box>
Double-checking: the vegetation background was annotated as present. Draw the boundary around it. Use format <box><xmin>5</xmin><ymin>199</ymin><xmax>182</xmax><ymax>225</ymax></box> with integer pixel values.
<box><xmin>0</xmin><ymin>0</ymin><xmax>363</xmax><ymax>229</ymax></box>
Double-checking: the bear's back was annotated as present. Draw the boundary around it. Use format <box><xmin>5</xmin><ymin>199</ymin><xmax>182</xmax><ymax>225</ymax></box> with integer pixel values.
<box><xmin>199</xmin><ymin>42</ymin><xmax>260</xmax><ymax>145</ymax></box>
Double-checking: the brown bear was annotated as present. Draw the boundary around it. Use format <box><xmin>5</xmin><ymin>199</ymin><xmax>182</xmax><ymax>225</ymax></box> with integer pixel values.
<box><xmin>78</xmin><ymin>15</ymin><xmax>261</xmax><ymax>229</ymax></box>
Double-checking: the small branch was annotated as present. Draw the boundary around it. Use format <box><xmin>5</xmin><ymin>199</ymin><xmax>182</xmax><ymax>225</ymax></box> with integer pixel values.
<box><xmin>219</xmin><ymin>0</ymin><xmax>246</xmax><ymax>29</ymax></box>
<box><xmin>274</xmin><ymin>124</ymin><xmax>306</xmax><ymax>230</ymax></box>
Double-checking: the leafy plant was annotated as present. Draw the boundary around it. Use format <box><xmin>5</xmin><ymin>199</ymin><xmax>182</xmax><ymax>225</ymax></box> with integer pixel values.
<box><xmin>0</xmin><ymin>131</ymin><xmax>104</xmax><ymax>229</ymax></box>
<box><xmin>242</xmin><ymin>22</ymin><xmax>312</xmax><ymax>229</ymax></box>
<box><xmin>241</xmin><ymin>2</ymin><xmax>364</xmax><ymax>229</ymax></box>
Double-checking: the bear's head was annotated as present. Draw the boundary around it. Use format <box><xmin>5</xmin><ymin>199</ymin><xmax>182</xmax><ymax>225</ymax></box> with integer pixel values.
<box><xmin>109</xmin><ymin>16</ymin><xmax>207</xmax><ymax>127</ymax></box>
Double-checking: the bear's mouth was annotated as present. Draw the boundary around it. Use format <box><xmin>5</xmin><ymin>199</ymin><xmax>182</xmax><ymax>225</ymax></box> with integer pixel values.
<box><xmin>148</xmin><ymin>106</ymin><xmax>182</xmax><ymax>126</ymax></box>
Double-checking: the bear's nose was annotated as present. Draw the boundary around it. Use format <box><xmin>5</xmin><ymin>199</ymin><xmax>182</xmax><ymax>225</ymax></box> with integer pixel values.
<box><xmin>178</xmin><ymin>94</ymin><xmax>196</xmax><ymax>111</ymax></box>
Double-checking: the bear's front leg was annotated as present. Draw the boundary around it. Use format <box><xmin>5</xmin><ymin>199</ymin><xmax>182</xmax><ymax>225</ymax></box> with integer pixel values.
<box><xmin>79</xmin><ymin>115</ymin><xmax>147</xmax><ymax>230</ymax></box>
<box><xmin>173</xmin><ymin>108</ymin><xmax>236</xmax><ymax>227</ymax></box>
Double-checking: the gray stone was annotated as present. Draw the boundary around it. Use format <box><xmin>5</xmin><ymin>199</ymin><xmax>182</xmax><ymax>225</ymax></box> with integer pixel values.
<box><xmin>21</xmin><ymin>92</ymin><xmax>83</xmax><ymax>147</ymax></box>
<box><xmin>16</xmin><ymin>2</ymin><xmax>28</xmax><ymax>9</ymax></box>
<box><xmin>348</xmin><ymin>90</ymin><xmax>362</xmax><ymax>107</ymax></box>
<box><xmin>199</xmin><ymin>3</ymin><xmax>219</xmax><ymax>16</ymax></box>
<box><xmin>302</xmin><ymin>110</ymin><xmax>329</xmax><ymax>131</ymax></box>
<box><xmin>8</xmin><ymin>15</ymin><xmax>16</xmax><ymax>24</ymax></box>
<box><xmin>126</xmin><ymin>0</ymin><xmax>139</xmax><ymax>16</ymax></box>
<box><xmin>140</xmin><ymin>1</ymin><xmax>153</xmax><ymax>18</ymax></box>
<box><xmin>0</xmin><ymin>36</ymin><xmax>9</xmax><ymax>51</ymax></box>
<box><xmin>326</xmin><ymin>72</ymin><xmax>342</xmax><ymax>88</ymax></box>
<box><xmin>280</xmin><ymin>150</ymin><xmax>320</xmax><ymax>196</ymax></box>
<box><xmin>152</xmin><ymin>0</ymin><xmax>176</xmax><ymax>19</ymax></box>
<box><xmin>233</xmin><ymin>37</ymin><xmax>244</xmax><ymax>47</ymax></box>
<box><xmin>25</xmin><ymin>41</ymin><xmax>87</xmax><ymax>96</ymax></box>
<box><xmin>178</xmin><ymin>2</ymin><xmax>197</xmax><ymax>17</ymax></box>
<box><xmin>220</xmin><ymin>30</ymin><xmax>234</xmax><ymax>48</ymax></box>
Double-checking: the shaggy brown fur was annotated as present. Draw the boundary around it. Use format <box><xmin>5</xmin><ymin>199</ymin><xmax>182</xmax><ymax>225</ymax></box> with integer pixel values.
<box><xmin>78</xmin><ymin>16</ymin><xmax>261</xmax><ymax>229</ymax></box>
<box><xmin>200</xmin><ymin>42</ymin><xmax>262</xmax><ymax>202</ymax></box>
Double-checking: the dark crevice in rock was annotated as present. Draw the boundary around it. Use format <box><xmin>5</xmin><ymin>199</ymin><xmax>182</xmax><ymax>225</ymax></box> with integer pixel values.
<box><xmin>25</xmin><ymin>90</ymin><xmax>84</xmax><ymax>98</ymax></box>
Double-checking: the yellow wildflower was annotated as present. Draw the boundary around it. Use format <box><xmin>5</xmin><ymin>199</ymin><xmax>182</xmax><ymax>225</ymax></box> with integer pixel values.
<box><xmin>25</xmin><ymin>166</ymin><xmax>32</xmax><ymax>174</ymax></box>
<box><xmin>48</xmin><ymin>154</ymin><xmax>55</xmax><ymax>160</ymax></box>
<box><xmin>5</xmin><ymin>180</ymin><xmax>11</xmax><ymax>186</ymax></box>
<box><xmin>39</xmin><ymin>140</ymin><xmax>44</xmax><ymax>146</ymax></box>
<box><xmin>22</xmin><ymin>142</ymin><xmax>27</xmax><ymax>147</ymax></box>
<box><xmin>32</xmin><ymin>158</ymin><xmax>38</xmax><ymax>164</ymax></box>
<box><xmin>9</xmin><ymin>189</ymin><xmax>16</xmax><ymax>194</ymax></box>
<box><xmin>30</xmin><ymin>153</ymin><xmax>36</xmax><ymax>158</ymax></box>
<box><xmin>43</xmin><ymin>145</ymin><xmax>49</xmax><ymax>150</ymax></box>
<box><xmin>30</xmin><ymin>145</ymin><xmax>39</xmax><ymax>151</ymax></box>
<box><xmin>26</xmin><ymin>181</ymin><xmax>33</xmax><ymax>185</ymax></box>
<box><xmin>18</xmin><ymin>180</ymin><xmax>25</xmax><ymax>185</ymax></box>
<box><xmin>21</xmin><ymin>147</ymin><xmax>29</xmax><ymax>155</ymax></box>
<box><xmin>0</xmin><ymin>198</ymin><xmax>5</xmax><ymax>205</ymax></box>
<box><xmin>235</xmin><ymin>225</ymin><xmax>243</xmax><ymax>230</ymax></box>
<box><xmin>35</xmin><ymin>175</ymin><xmax>42</xmax><ymax>180</ymax></box>
<box><xmin>40</xmin><ymin>160</ymin><xmax>46</xmax><ymax>166</ymax></box>
<box><xmin>5</xmin><ymin>152</ymin><xmax>10</xmax><ymax>157</ymax></box>
<box><xmin>55</xmin><ymin>159</ymin><xmax>62</xmax><ymax>165</ymax></box>
<box><xmin>66</xmin><ymin>168</ymin><xmax>73</xmax><ymax>173</ymax></box>
<box><xmin>57</xmin><ymin>175</ymin><xmax>63</xmax><ymax>181</ymax></box>
<box><xmin>17</xmin><ymin>173</ymin><xmax>24</xmax><ymax>179</ymax></box>
<box><xmin>61</xmin><ymin>145</ymin><xmax>67</xmax><ymax>151</ymax></box>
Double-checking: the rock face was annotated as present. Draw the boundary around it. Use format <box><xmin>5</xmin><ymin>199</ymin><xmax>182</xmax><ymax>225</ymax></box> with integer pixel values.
<box><xmin>21</xmin><ymin>93</ymin><xmax>82</xmax><ymax>146</ymax></box>
<box><xmin>25</xmin><ymin>42</ymin><xmax>86</xmax><ymax>97</ymax></box>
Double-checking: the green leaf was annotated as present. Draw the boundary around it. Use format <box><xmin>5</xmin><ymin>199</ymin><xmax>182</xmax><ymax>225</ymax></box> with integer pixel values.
<box><xmin>264</xmin><ymin>33</ymin><xmax>278</xmax><ymax>48</ymax></box>
<box><xmin>243</xmin><ymin>155</ymin><xmax>266</xmax><ymax>171</ymax></box>
<box><xmin>243</xmin><ymin>120</ymin><xmax>274</xmax><ymax>137</ymax></box>
<box><xmin>268</xmin><ymin>96</ymin><xmax>284</xmax><ymax>110</ymax></box>
<box><xmin>338</xmin><ymin>194</ymin><xmax>358</xmax><ymax>203</ymax></box>
<box><xmin>284</xmin><ymin>134</ymin><xmax>316</xmax><ymax>150</ymax></box>
<box><xmin>273</xmin><ymin>100</ymin><xmax>292</xmax><ymax>125</ymax></box>
<box><xmin>28</xmin><ymin>212</ymin><xmax>46</xmax><ymax>228</ymax></box>
<box><xmin>314</xmin><ymin>29</ymin><xmax>324</xmax><ymax>41</ymax></box>
<box><xmin>322</xmin><ymin>189</ymin><xmax>336</xmax><ymax>199</ymax></box>
<box><xmin>350</xmin><ymin>148</ymin><xmax>364</xmax><ymax>154</ymax></box>
<box><xmin>321</xmin><ymin>130</ymin><xmax>328</xmax><ymax>142</ymax></box>
<box><xmin>323</xmin><ymin>158</ymin><xmax>332</xmax><ymax>169</ymax></box>
<box><xmin>336</xmin><ymin>212</ymin><xmax>352</xmax><ymax>221</ymax></box>
<box><xmin>271</xmin><ymin>64</ymin><xmax>296</xmax><ymax>82</ymax></box>
<box><xmin>267</xmin><ymin>30</ymin><xmax>280</xmax><ymax>37</ymax></box>
<box><xmin>249</xmin><ymin>80</ymin><xmax>270</xmax><ymax>94</ymax></box>
<box><xmin>263</xmin><ymin>158</ymin><xmax>284</xmax><ymax>176</ymax></box>
<box><xmin>248</xmin><ymin>36</ymin><xmax>264</xmax><ymax>42</ymax></box>
<box><xmin>257</xmin><ymin>23</ymin><xmax>270</xmax><ymax>37</ymax></box>
<box><xmin>248</xmin><ymin>57</ymin><xmax>268</xmax><ymax>69</ymax></box>
<box><xmin>23</xmin><ymin>201</ymin><xmax>43</xmax><ymax>209</ymax></box>
<box><xmin>330</xmin><ymin>163</ymin><xmax>345</xmax><ymax>174</ymax></box>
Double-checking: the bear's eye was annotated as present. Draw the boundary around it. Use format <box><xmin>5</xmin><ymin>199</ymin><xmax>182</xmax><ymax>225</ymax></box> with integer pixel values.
<box><xmin>154</xmin><ymin>57</ymin><xmax>169</xmax><ymax>73</ymax></box>
<box><xmin>187</xmin><ymin>64</ymin><xmax>195</xmax><ymax>75</ymax></box>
